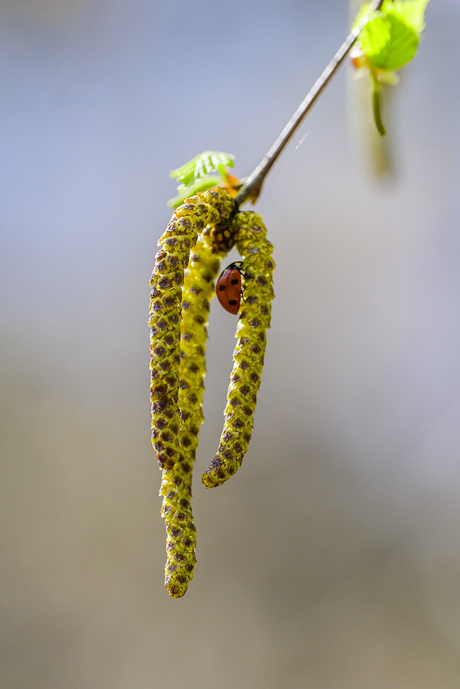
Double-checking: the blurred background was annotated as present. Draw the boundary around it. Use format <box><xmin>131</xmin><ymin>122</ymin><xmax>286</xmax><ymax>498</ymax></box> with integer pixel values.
<box><xmin>1</xmin><ymin>0</ymin><xmax>460</xmax><ymax>687</ymax></box>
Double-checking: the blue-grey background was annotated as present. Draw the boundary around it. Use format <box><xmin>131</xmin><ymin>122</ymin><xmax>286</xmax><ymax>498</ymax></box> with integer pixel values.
<box><xmin>1</xmin><ymin>1</ymin><xmax>460</xmax><ymax>687</ymax></box>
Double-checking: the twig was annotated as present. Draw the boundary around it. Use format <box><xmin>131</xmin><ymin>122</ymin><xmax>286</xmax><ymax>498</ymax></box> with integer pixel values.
<box><xmin>234</xmin><ymin>0</ymin><xmax>385</xmax><ymax>208</ymax></box>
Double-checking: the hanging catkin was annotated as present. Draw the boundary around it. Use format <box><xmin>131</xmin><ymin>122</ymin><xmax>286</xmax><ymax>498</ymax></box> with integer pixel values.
<box><xmin>149</xmin><ymin>187</ymin><xmax>234</xmax><ymax>596</ymax></box>
<box><xmin>161</xmin><ymin>233</ymin><xmax>226</xmax><ymax>597</ymax></box>
<box><xmin>202</xmin><ymin>211</ymin><xmax>275</xmax><ymax>488</ymax></box>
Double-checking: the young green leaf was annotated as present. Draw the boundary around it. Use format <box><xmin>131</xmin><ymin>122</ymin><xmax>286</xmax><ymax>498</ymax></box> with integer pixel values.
<box><xmin>167</xmin><ymin>175</ymin><xmax>221</xmax><ymax>209</ymax></box>
<box><xmin>386</xmin><ymin>0</ymin><xmax>429</xmax><ymax>36</ymax></box>
<box><xmin>354</xmin><ymin>0</ymin><xmax>429</xmax><ymax>71</ymax></box>
<box><xmin>353</xmin><ymin>0</ymin><xmax>429</xmax><ymax>33</ymax></box>
<box><xmin>359</xmin><ymin>13</ymin><xmax>418</xmax><ymax>71</ymax></box>
<box><xmin>170</xmin><ymin>151</ymin><xmax>234</xmax><ymax>190</ymax></box>
<box><xmin>168</xmin><ymin>151</ymin><xmax>235</xmax><ymax>209</ymax></box>
<box><xmin>356</xmin><ymin>13</ymin><xmax>391</xmax><ymax>58</ymax></box>
<box><xmin>352</xmin><ymin>0</ymin><xmax>429</xmax><ymax>136</ymax></box>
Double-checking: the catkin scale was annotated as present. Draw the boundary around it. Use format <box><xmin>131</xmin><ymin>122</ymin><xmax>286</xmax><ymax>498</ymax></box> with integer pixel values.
<box><xmin>149</xmin><ymin>188</ymin><xmax>234</xmax><ymax>597</ymax></box>
<box><xmin>202</xmin><ymin>211</ymin><xmax>275</xmax><ymax>488</ymax></box>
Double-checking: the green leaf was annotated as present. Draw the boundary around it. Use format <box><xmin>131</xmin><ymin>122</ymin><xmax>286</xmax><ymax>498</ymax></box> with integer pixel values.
<box><xmin>384</xmin><ymin>0</ymin><xmax>429</xmax><ymax>37</ymax></box>
<box><xmin>354</xmin><ymin>0</ymin><xmax>429</xmax><ymax>36</ymax></box>
<box><xmin>170</xmin><ymin>151</ymin><xmax>234</xmax><ymax>191</ymax></box>
<box><xmin>167</xmin><ymin>175</ymin><xmax>221</xmax><ymax>209</ymax></box>
<box><xmin>359</xmin><ymin>12</ymin><xmax>419</xmax><ymax>71</ymax></box>
<box><xmin>354</xmin><ymin>0</ymin><xmax>429</xmax><ymax>71</ymax></box>
<box><xmin>352</xmin><ymin>1</ymin><xmax>429</xmax><ymax>137</ymax></box>
<box><xmin>358</xmin><ymin>13</ymin><xmax>391</xmax><ymax>60</ymax></box>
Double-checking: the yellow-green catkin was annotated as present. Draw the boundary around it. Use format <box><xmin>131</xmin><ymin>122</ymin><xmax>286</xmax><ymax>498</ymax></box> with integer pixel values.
<box><xmin>149</xmin><ymin>187</ymin><xmax>234</xmax><ymax>597</ymax></box>
<box><xmin>202</xmin><ymin>211</ymin><xmax>275</xmax><ymax>489</ymax></box>
<box><xmin>161</xmin><ymin>233</ymin><xmax>226</xmax><ymax>597</ymax></box>
<box><xmin>179</xmin><ymin>233</ymin><xmax>226</xmax><ymax>463</ymax></box>
<box><xmin>149</xmin><ymin>188</ymin><xmax>234</xmax><ymax>470</ymax></box>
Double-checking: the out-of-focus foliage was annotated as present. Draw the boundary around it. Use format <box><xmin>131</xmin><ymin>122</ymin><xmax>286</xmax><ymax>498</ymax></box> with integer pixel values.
<box><xmin>351</xmin><ymin>0</ymin><xmax>429</xmax><ymax>136</ymax></box>
<box><xmin>355</xmin><ymin>0</ymin><xmax>428</xmax><ymax>71</ymax></box>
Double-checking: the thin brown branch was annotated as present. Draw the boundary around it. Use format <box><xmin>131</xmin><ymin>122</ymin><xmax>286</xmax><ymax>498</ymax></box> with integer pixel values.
<box><xmin>234</xmin><ymin>0</ymin><xmax>385</xmax><ymax>208</ymax></box>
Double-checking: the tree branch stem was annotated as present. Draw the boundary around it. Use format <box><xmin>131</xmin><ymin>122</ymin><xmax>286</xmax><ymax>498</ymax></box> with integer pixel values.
<box><xmin>234</xmin><ymin>0</ymin><xmax>385</xmax><ymax>209</ymax></box>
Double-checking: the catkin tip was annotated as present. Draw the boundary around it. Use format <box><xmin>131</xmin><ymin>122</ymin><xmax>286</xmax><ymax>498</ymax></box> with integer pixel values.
<box><xmin>165</xmin><ymin>578</ymin><xmax>191</xmax><ymax>598</ymax></box>
<box><xmin>201</xmin><ymin>457</ymin><xmax>231</xmax><ymax>488</ymax></box>
<box><xmin>201</xmin><ymin>472</ymin><xmax>220</xmax><ymax>489</ymax></box>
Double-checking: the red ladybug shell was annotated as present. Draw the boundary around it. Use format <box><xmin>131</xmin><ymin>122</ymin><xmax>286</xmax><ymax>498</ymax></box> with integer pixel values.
<box><xmin>216</xmin><ymin>262</ymin><xmax>243</xmax><ymax>315</ymax></box>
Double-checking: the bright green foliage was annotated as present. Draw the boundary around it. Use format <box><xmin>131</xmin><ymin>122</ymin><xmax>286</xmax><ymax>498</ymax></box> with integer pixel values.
<box><xmin>167</xmin><ymin>176</ymin><xmax>221</xmax><ymax>210</ymax></box>
<box><xmin>168</xmin><ymin>151</ymin><xmax>235</xmax><ymax>209</ymax></box>
<box><xmin>171</xmin><ymin>151</ymin><xmax>234</xmax><ymax>188</ymax></box>
<box><xmin>149</xmin><ymin>188</ymin><xmax>235</xmax><ymax>598</ymax></box>
<box><xmin>352</xmin><ymin>0</ymin><xmax>429</xmax><ymax>136</ymax></box>
<box><xmin>355</xmin><ymin>0</ymin><xmax>429</xmax><ymax>71</ymax></box>
<box><xmin>359</xmin><ymin>12</ymin><xmax>418</xmax><ymax>71</ymax></box>
<box><xmin>354</xmin><ymin>0</ymin><xmax>429</xmax><ymax>36</ymax></box>
<box><xmin>389</xmin><ymin>0</ymin><xmax>429</xmax><ymax>36</ymax></box>
<box><xmin>202</xmin><ymin>212</ymin><xmax>275</xmax><ymax>489</ymax></box>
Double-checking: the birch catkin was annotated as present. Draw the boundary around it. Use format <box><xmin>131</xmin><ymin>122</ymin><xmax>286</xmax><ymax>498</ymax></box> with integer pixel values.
<box><xmin>149</xmin><ymin>189</ymin><xmax>232</xmax><ymax>470</ymax></box>
<box><xmin>202</xmin><ymin>211</ymin><xmax>275</xmax><ymax>488</ymax></box>
<box><xmin>179</xmin><ymin>233</ymin><xmax>225</xmax><ymax>463</ymax></box>
<box><xmin>149</xmin><ymin>187</ymin><xmax>234</xmax><ymax>597</ymax></box>
<box><xmin>161</xmin><ymin>234</ymin><xmax>226</xmax><ymax>597</ymax></box>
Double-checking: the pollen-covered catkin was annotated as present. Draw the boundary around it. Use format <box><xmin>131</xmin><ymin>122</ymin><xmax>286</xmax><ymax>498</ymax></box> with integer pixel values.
<box><xmin>161</xmin><ymin>233</ymin><xmax>226</xmax><ymax>597</ymax></box>
<box><xmin>149</xmin><ymin>187</ymin><xmax>234</xmax><ymax>597</ymax></box>
<box><xmin>149</xmin><ymin>188</ymin><xmax>234</xmax><ymax>471</ymax></box>
<box><xmin>179</xmin><ymin>233</ymin><xmax>225</xmax><ymax>462</ymax></box>
<box><xmin>202</xmin><ymin>211</ymin><xmax>275</xmax><ymax>489</ymax></box>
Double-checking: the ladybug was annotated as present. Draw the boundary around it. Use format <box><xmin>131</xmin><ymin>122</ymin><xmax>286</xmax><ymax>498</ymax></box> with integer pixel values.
<box><xmin>216</xmin><ymin>261</ymin><xmax>244</xmax><ymax>315</ymax></box>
